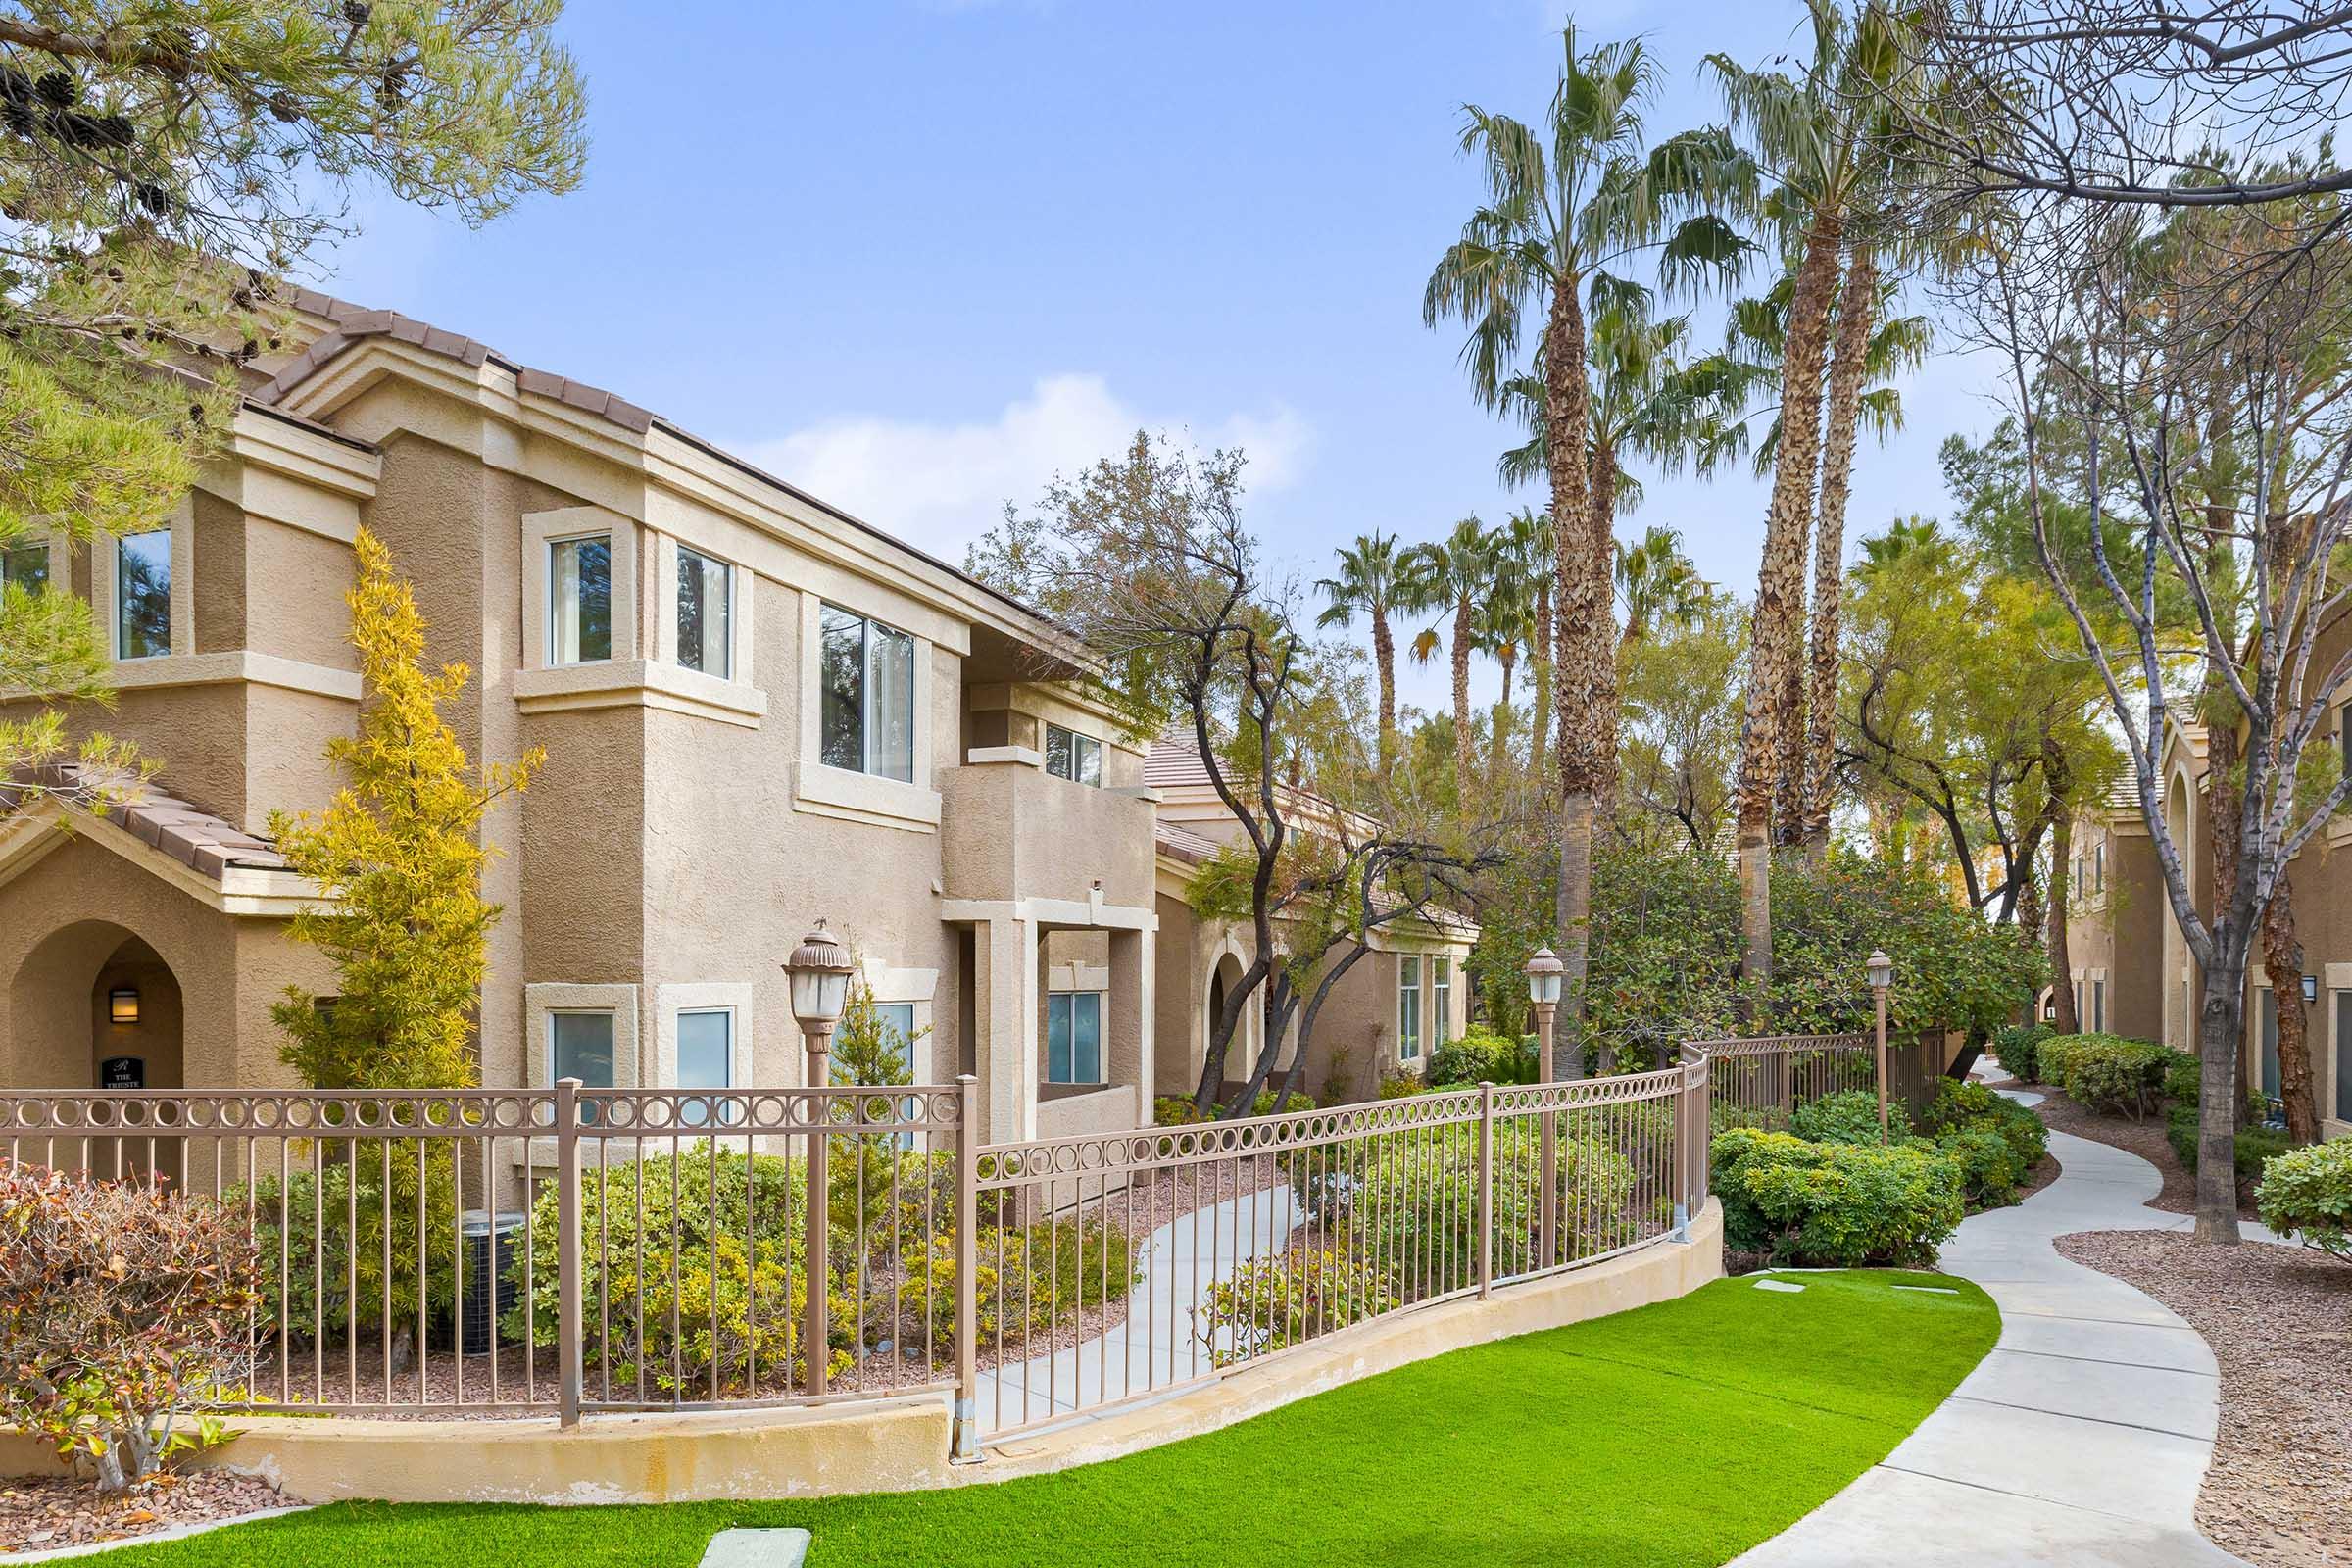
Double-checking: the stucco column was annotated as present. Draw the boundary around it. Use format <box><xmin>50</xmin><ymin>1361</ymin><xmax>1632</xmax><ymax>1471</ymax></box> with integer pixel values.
<box><xmin>971</xmin><ymin>915</ymin><xmax>1039</xmax><ymax>1144</ymax></box>
<box><xmin>1106</xmin><ymin>927</ymin><xmax>1153</xmax><ymax>1127</ymax></box>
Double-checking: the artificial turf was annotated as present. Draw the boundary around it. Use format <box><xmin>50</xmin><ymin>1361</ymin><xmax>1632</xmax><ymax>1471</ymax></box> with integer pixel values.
<box><xmin>108</xmin><ymin>1268</ymin><xmax>1995</xmax><ymax>1568</ymax></box>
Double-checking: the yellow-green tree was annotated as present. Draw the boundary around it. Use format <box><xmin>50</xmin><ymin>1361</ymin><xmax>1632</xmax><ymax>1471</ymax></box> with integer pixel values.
<box><xmin>270</xmin><ymin>529</ymin><xmax>542</xmax><ymax>1089</ymax></box>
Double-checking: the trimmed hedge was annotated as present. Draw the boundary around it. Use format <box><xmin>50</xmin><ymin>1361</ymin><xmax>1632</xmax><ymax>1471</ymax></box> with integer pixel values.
<box><xmin>1712</xmin><ymin>1127</ymin><xmax>1965</xmax><ymax>1268</ymax></box>
<box><xmin>1426</xmin><ymin>1030</ymin><xmax>1539</xmax><ymax>1088</ymax></box>
<box><xmin>1989</xmin><ymin>1022</ymin><xmax>2054</xmax><ymax>1083</ymax></box>
<box><xmin>2255</xmin><ymin>1139</ymin><xmax>2352</xmax><ymax>1264</ymax></box>
<box><xmin>2166</xmin><ymin>1103</ymin><xmax>2291</xmax><ymax>1190</ymax></box>
<box><xmin>2035</xmin><ymin>1033</ymin><xmax>2189</xmax><ymax>1119</ymax></box>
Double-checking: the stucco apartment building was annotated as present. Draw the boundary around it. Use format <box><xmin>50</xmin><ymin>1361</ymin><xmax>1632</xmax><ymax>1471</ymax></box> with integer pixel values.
<box><xmin>2065</xmin><ymin>708</ymin><xmax>2352</xmax><ymax>1141</ymax></box>
<box><xmin>0</xmin><ymin>291</ymin><xmax>1470</xmax><ymax>1143</ymax></box>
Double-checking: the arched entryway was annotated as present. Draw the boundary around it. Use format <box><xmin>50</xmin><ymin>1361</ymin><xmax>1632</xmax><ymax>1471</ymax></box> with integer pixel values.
<box><xmin>9</xmin><ymin>920</ymin><xmax>186</xmax><ymax>1093</ymax></box>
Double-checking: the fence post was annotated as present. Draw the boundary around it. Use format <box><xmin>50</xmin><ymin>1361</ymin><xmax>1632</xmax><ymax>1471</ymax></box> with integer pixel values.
<box><xmin>1476</xmin><ymin>1081</ymin><xmax>1495</xmax><ymax>1299</ymax></box>
<box><xmin>952</xmin><ymin>1074</ymin><xmax>980</xmax><ymax>1461</ymax></box>
<box><xmin>1672</xmin><ymin>1064</ymin><xmax>1693</xmax><ymax>1243</ymax></box>
<box><xmin>555</xmin><ymin>1076</ymin><xmax>582</xmax><ymax>1431</ymax></box>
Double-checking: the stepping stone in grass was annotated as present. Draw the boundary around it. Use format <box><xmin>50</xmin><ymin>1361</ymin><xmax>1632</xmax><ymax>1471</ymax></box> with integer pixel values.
<box><xmin>1753</xmin><ymin>1279</ymin><xmax>1804</xmax><ymax>1294</ymax></box>
<box><xmin>700</xmin><ymin>1528</ymin><xmax>812</xmax><ymax>1568</ymax></box>
<box><xmin>1891</xmin><ymin>1285</ymin><xmax>1959</xmax><ymax>1296</ymax></box>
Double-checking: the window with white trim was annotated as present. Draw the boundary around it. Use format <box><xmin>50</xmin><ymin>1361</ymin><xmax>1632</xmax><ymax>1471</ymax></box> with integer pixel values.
<box><xmin>1046</xmin><ymin>992</ymin><xmax>1102</xmax><ymax>1084</ymax></box>
<box><xmin>0</xmin><ymin>538</ymin><xmax>48</xmax><ymax>594</ymax></box>
<box><xmin>1433</xmin><ymin>958</ymin><xmax>1453</xmax><ymax>1048</ymax></box>
<box><xmin>116</xmin><ymin>530</ymin><xmax>171</xmax><ymax>660</ymax></box>
<box><xmin>2094</xmin><ymin>843</ymin><xmax>2105</xmax><ymax>893</ymax></box>
<box><xmin>676</xmin><ymin>546</ymin><xmax>733</xmax><ymax>679</ymax></box>
<box><xmin>819</xmin><ymin>604</ymin><xmax>915</xmax><ymax>782</ymax></box>
<box><xmin>1045</xmin><ymin>723</ymin><xmax>1102</xmax><ymax>786</ymax></box>
<box><xmin>2334</xmin><ymin>992</ymin><xmax>2352</xmax><ymax>1123</ymax></box>
<box><xmin>2092</xmin><ymin>978</ymin><xmax>2105</xmax><ymax>1033</ymax></box>
<box><xmin>548</xmin><ymin>533</ymin><xmax>613</xmax><ymax>664</ymax></box>
<box><xmin>1398</xmin><ymin>956</ymin><xmax>1422</xmax><ymax>1061</ymax></box>
<box><xmin>675</xmin><ymin>1006</ymin><xmax>734</xmax><ymax>1126</ymax></box>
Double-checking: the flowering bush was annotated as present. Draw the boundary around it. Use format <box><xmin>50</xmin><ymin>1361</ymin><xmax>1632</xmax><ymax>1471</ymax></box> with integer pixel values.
<box><xmin>1194</xmin><ymin>1250</ymin><xmax>1393</xmax><ymax>1365</ymax></box>
<box><xmin>0</xmin><ymin>1162</ymin><xmax>259</xmax><ymax>1493</ymax></box>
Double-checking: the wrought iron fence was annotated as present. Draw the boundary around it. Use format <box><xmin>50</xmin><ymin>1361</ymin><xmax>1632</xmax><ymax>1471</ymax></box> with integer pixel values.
<box><xmin>1687</xmin><ymin>1032</ymin><xmax>1946</xmax><ymax>1133</ymax></box>
<box><xmin>0</xmin><ymin>1058</ymin><xmax>1710</xmax><ymax>1454</ymax></box>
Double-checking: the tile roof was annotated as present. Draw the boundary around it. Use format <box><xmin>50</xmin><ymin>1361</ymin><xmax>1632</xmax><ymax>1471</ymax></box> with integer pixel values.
<box><xmin>1154</xmin><ymin>819</ymin><xmax>1224</xmax><ymax>863</ymax></box>
<box><xmin>5</xmin><ymin>767</ymin><xmax>286</xmax><ymax>883</ymax></box>
<box><xmin>1143</xmin><ymin>737</ymin><xmax>1214</xmax><ymax>790</ymax></box>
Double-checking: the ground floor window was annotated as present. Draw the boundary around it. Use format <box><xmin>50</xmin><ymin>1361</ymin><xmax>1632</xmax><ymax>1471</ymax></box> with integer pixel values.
<box><xmin>2336</xmin><ymin>993</ymin><xmax>2352</xmax><ymax>1123</ymax></box>
<box><xmin>1432</xmin><ymin>957</ymin><xmax>1452</xmax><ymax>1048</ymax></box>
<box><xmin>676</xmin><ymin>1007</ymin><xmax>733</xmax><ymax>1126</ymax></box>
<box><xmin>2258</xmin><ymin>989</ymin><xmax>2281</xmax><ymax>1099</ymax></box>
<box><xmin>1047</xmin><ymin>991</ymin><xmax>1102</xmax><ymax>1084</ymax></box>
<box><xmin>2092</xmin><ymin>979</ymin><xmax>2105</xmax><ymax>1034</ymax></box>
<box><xmin>1398</xmin><ymin>956</ymin><xmax>1422</xmax><ymax>1062</ymax></box>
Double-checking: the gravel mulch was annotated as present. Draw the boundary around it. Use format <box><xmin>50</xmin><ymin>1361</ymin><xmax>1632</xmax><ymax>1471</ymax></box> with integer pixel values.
<box><xmin>2056</xmin><ymin>1229</ymin><xmax>2352</xmax><ymax>1568</ymax></box>
<box><xmin>0</xmin><ymin>1468</ymin><xmax>286</xmax><ymax>1555</ymax></box>
<box><xmin>2019</xmin><ymin>1083</ymin><xmax>2263</xmax><ymax>1217</ymax></box>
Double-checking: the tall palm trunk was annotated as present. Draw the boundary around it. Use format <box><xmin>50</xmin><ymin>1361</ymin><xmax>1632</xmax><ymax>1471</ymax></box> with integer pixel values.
<box><xmin>1490</xmin><ymin>646</ymin><xmax>1516</xmax><ymax>785</ymax></box>
<box><xmin>1588</xmin><ymin>439</ymin><xmax>1623</xmax><ymax>808</ymax></box>
<box><xmin>1531</xmin><ymin>578</ymin><xmax>1553</xmax><ymax>783</ymax></box>
<box><xmin>1735</xmin><ymin>207</ymin><xmax>1843</xmax><ymax>1020</ymax></box>
<box><xmin>1546</xmin><ymin>273</ymin><xmax>1600</xmax><ymax>1073</ymax></box>
<box><xmin>1371</xmin><ymin>605</ymin><xmax>1396</xmax><ymax>770</ymax></box>
<box><xmin>1799</xmin><ymin>246</ymin><xmax>1878</xmax><ymax>858</ymax></box>
<box><xmin>1451</xmin><ymin>599</ymin><xmax>1475</xmax><ymax>823</ymax></box>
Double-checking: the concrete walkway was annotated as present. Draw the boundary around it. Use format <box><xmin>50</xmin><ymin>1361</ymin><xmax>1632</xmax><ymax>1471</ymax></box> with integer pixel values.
<box><xmin>1733</xmin><ymin>1085</ymin><xmax>2253</xmax><ymax>1568</ymax></box>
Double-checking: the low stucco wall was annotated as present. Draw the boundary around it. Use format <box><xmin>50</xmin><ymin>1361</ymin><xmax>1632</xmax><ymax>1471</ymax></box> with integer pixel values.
<box><xmin>0</xmin><ymin>1200</ymin><xmax>1723</xmax><ymax>1505</ymax></box>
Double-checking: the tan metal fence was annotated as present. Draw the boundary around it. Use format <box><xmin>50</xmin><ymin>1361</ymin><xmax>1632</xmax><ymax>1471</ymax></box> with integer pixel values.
<box><xmin>1687</xmin><ymin>1032</ymin><xmax>1946</xmax><ymax>1133</ymax></box>
<box><xmin>1</xmin><ymin>1058</ymin><xmax>1710</xmax><ymax>1454</ymax></box>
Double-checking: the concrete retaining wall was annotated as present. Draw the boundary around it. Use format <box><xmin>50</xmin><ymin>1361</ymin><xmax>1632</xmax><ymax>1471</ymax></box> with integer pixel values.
<box><xmin>1</xmin><ymin>1200</ymin><xmax>1722</xmax><ymax>1504</ymax></box>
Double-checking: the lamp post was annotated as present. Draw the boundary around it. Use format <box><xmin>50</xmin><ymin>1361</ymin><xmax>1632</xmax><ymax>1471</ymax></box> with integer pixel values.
<box><xmin>785</xmin><ymin>921</ymin><xmax>855</xmax><ymax>1395</ymax></box>
<box><xmin>1525</xmin><ymin>948</ymin><xmax>1565</xmax><ymax>1268</ymax></box>
<box><xmin>1866</xmin><ymin>949</ymin><xmax>1893</xmax><ymax>1144</ymax></box>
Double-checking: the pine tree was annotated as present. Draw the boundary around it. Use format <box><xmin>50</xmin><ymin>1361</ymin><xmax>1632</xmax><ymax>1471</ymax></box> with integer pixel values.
<box><xmin>270</xmin><ymin>529</ymin><xmax>542</xmax><ymax>1090</ymax></box>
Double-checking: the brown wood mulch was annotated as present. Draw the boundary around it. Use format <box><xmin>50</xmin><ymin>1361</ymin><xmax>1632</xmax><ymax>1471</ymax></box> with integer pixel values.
<box><xmin>0</xmin><ymin>1468</ymin><xmax>287</xmax><ymax>1554</ymax></box>
<box><xmin>2056</xmin><ymin>1230</ymin><xmax>2352</xmax><ymax>1568</ymax></box>
<box><xmin>2020</xmin><ymin>1082</ymin><xmax>2261</xmax><ymax>1217</ymax></box>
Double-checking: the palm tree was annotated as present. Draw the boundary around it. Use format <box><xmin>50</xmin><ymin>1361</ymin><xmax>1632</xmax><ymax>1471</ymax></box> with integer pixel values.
<box><xmin>1499</xmin><ymin>508</ymin><xmax>1556</xmax><ymax>782</ymax></box>
<box><xmin>1315</xmin><ymin>532</ymin><xmax>1408</xmax><ymax>768</ymax></box>
<box><xmin>1707</xmin><ymin>0</ymin><xmax>1917</xmax><ymax>1009</ymax></box>
<box><xmin>1614</xmin><ymin>525</ymin><xmax>1710</xmax><ymax>643</ymax></box>
<box><xmin>1427</xmin><ymin>22</ymin><xmax>1750</xmax><ymax>1055</ymax></box>
<box><xmin>1400</xmin><ymin>516</ymin><xmax>1498</xmax><ymax>823</ymax></box>
<box><xmin>1475</xmin><ymin>561</ymin><xmax>1537</xmax><ymax>786</ymax></box>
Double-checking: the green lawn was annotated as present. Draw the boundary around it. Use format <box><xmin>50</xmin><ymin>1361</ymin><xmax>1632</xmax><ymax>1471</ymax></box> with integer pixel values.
<box><xmin>115</xmin><ymin>1269</ymin><xmax>1994</xmax><ymax>1568</ymax></box>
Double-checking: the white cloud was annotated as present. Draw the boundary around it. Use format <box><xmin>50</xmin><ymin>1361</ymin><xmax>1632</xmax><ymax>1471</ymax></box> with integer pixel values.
<box><xmin>738</xmin><ymin>374</ymin><xmax>1310</xmax><ymax>560</ymax></box>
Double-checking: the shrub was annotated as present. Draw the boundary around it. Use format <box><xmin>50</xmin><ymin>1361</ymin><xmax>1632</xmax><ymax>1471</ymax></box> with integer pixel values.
<box><xmin>0</xmin><ymin>1163</ymin><xmax>259</xmax><ymax>1493</ymax></box>
<box><xmin>2255</xmin><ymin>1140</ymin><xmax>2352</xmax><ymax>1264</ymax></box>
<box><xmin>1922</xmin><ymin>1079</ymin><xmax>2049</xmax><ymax>1183</ymax></box>
<box><xmin>1375</xmin><ymin>1071</ymin><xmax>1427</xmax><ymax>1100</ymax></box>
<box><xmin>2036</xmin><ymin>1034</ymin><xmax>2182</xmax><ymax>1119</ymax></box>
<box><xmin>896</xmin><ymin>1217</ymin><xmax>1136</xmax><ymax>1348</ymax></box>
<box><xmin>1193</xmin><ymin>1250</ymin><xmax>1394</xmax><ymax>1365</ymax></box>
<box><xmin>1990</xmin><ymin>1022</ymin><xmax>2053</xmax><ymax>1083</ymax></box>
<box><xmin>1790</xmin><ymin>1089</ymin><xmax>1914</xmax><ymax>1146</ymax></box>
<box><xmin>1153</xmin><ymin>1091</ymin><xmax>1312</xmax><ymax>1126</ymax></box>
<box><xmin>1332</xmin><ymin>1125</ymin><xmax>1637</xmax><ymax>1288</ymax></box>
<box><xmin>1426</xmin><ymin>1030</ymin><xmax>1538</xmax><ymax>1088</ymax></box>
<box><xmin>2164</xmin><ymin>1104</ymin><xmax>2291</xmax><ymax>1191</ymax></box>
<box><xmin>1711</xmin><ymin>1127</ymin><xmax>1965</xmax><ymax>1268</ymax></box>
<box><xmin>231</xmin><ymin>1148</ymin><xmax>461</xmax><ymax>1343</ymax></box>
<box><xmin>1931</xmin><ymin>1126</ymin><xmax>2025</xmax><ymax>1208</ymax></box>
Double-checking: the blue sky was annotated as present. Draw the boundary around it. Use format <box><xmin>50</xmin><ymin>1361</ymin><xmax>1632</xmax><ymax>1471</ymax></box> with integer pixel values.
<box><xmin>323</xmin><ymin>0</ymin><xmax>2003</xmax><ymax>711</ymax></box>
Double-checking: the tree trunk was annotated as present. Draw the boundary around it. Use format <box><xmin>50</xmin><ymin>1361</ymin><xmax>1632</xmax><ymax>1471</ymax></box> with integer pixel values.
<box><xmin>1531</xmin><ymin>578</ymin><xmax>1553</xmax><ymax>783</ymax></box>
<box><xmin>2264</xmin><ymin>864</ymin><xmax>2321</xmax><ymax>1142</ymax></box>
<box><xmin>1490</xmin><ymin>647</ymin><xmax>1516</xmax><ymax>785</ymax></box>
<box><xmin>1544</xmin><ymin>267</ymin><xmax>1598</xmax><ymax>1040</ymax></box>
<box><xmin>2048</xmin><ymin>807</ymin><xmax>2078</xmax><ymax>1032</ymax></box>
<box><xmin>2194</xmin><ymin>956</ymin><xmax>2247</xmax><ymax>1243</ymax></box>
<box><xmin>1799</xmin><ymin>246</ymin><xmax>1878</xmax><ymax>858</ymax></box>
<box><xmin>1588</xmin><ymin>442</ymin><xmax>1623</xmax><ymax>808</ymax></box>
<box><xmin>1735</xmin><ymin>207</ymin><xmax>1845</xmax><ymax>1018</ymax></box>
<box><xmin>1451</xmin><ymin>601</ymin><xmax>1474</xmax><ymax>823</ymax></box>
<box><xmin>1371</xmin><ymin>605</ymin><xmax>1396</xmax><ymax>771</ymax></box>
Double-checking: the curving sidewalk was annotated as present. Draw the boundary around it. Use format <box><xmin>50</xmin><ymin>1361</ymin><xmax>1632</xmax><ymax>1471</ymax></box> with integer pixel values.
<box><xmin>1733</xmin><ymin>1083</ymin><xmax>2256</xmax><ymax>1568</ymax></box>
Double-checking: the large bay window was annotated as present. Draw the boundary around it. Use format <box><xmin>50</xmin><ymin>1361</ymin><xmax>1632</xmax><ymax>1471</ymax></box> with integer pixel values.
<box><xmin>819</xmin><ymin>604</ymin><xmax>915</xmax><ymax>782</ymax></box>
<box><xmin>116</xmin><ymin>530</ymin><xmax>172</xmax><ymax>660</ymax></box>
<box><xmin>548</xmin><ymin>533</ymin><xmax>613</xmax><ymax>664</ymax></box>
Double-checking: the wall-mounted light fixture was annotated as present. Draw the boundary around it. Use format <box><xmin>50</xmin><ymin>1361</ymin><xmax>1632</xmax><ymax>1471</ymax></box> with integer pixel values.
<box><xmin>108</xmin><ymin>986</ymin><xmax>139</xmax><ymax>1025</ymax></box>
<box><xmin>2303</xmin><ymin>973</ymin><xmax>2320</xmax><ymax>1004</ymax></box>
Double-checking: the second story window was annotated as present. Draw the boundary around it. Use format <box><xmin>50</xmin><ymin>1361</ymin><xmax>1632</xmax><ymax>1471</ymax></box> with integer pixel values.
<box><xmin>548</xmin><ymin>533</ymin><xmax>612</xmax><ymax>664</ymax></box>
<box><xmin>676</xmin><ymin>546</ymin><xmax>732</xmax><ymax>678</ymax></box>
<box><xmin>116</xmin><ymin>529</ymin><xmax>172</xmax><ymax>660</ymax></box>
<box><xmin>1</xmin><ymin>538</ymin><xmax>48</xmax><ymax>594</ymax></box>
<box><xmin>819</xmin><ymin>604</ymin><xmax>914</xmax><ymax>782</ymax></box>
<box><xmin>1045</xmin><ymin>723</ymin><xmax>1102</xmax><ymax>785</ymax></box>
<box><xmin>2094</xmin><ymin>843</ymin><xmax>2105</xmax><ymax>892</ymax></box>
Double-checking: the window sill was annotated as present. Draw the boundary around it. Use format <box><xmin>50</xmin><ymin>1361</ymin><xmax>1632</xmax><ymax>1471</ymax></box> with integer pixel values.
<box><xmin>514</xmin><ymin>660</ymin><xmax>766</xmax><ymax>729</ymax></box>
<box><xmin>793</xmin><ymin>760</ymin><xmax>942</xmax><ymax>831</ymax></box>
<box><xmin>4</xmin><ymin>651</ymin><xmax>362</xmax><ymax>703</ymax></box>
